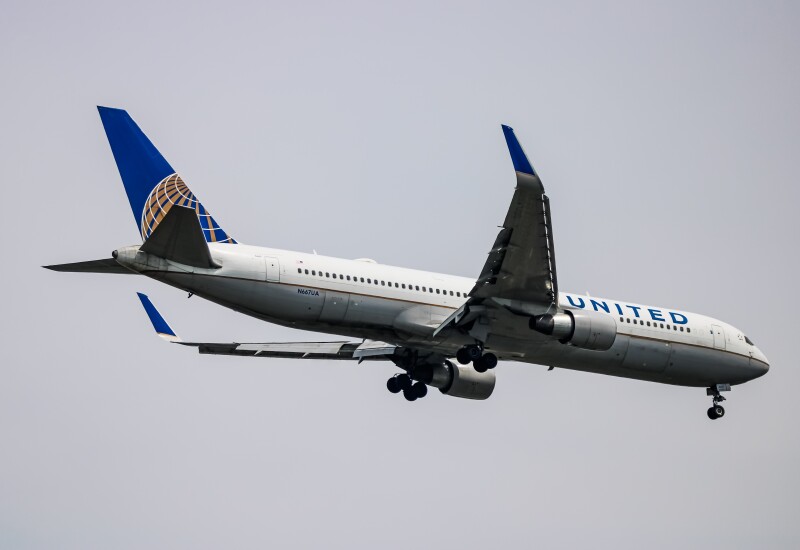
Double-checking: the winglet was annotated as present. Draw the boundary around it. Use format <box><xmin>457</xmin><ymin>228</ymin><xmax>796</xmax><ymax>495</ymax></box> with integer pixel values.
<box><xmin>136</xmin><ymin>292</ymin><xmax>181</xmax><ymax>342</ymax></box>
<box><xmin>501</xmin><ymin>125</ymin><xmax>537</xmax><ymax>176</ymax></box>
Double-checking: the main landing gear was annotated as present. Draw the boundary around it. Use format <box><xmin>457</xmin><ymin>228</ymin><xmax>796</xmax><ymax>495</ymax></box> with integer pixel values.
<box><xmin>455</xmin><ymin>345</ymin><xmax>498</xmax><ymax>373</ymax></box>
<box><xmin>706</xmin><ymin>384</ymin><xmax>731</xmax><ymax>420</ymax></box>
<box><xmin>386</xmin><ymin>373</ymin><xmax>428</xmax><ymax>402</ymax></box>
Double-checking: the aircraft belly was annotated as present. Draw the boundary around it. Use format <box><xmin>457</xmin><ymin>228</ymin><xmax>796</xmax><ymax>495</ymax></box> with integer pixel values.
<box><xmin>153</xmin><ymin>273</ymin><xmax>324</xmax><ymax>321</ymax></box>
<box><xmin>620</xmin><ymin>337</ymin><xmax>671</xmax><ymax>373</ymax></box>
<box><xmin>663</xmin><ymin>343</ymin><xmax>758</xmax><ymax>386</ymax></box>
<box><xmin>319</xmin><ymin>291</ymin><xmax>350</xmax><ymax>322</ymax></box>
<box><xmin>526</xmin><ymin>336</ymin><xmax>760</xmax><ymax>387</ymax></box>
<box><xmin>346</xmin><ymin>293</ymin><xmax>403</xmax><ymax>327</ymax></box>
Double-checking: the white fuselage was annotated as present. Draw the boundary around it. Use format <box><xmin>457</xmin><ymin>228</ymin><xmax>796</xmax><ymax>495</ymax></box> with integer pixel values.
<box><xmin>115</xmin><ymin>243</ymin><xmax>770</xmax><ymax>388</ymax></box>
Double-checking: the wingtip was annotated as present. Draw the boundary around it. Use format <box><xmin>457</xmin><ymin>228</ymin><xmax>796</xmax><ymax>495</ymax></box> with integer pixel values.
<box><xmin>136</xmin><ymin>292</ymin><xmax>180</xmax><ymax>341</ymax></box>
<box><xmin>501</xmin><ymin>124</ymin><xmax>536</xmax><ymax>176</ymax></box>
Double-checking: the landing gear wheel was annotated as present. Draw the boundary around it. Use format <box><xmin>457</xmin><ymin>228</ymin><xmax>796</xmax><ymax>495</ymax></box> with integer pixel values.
<box><xmin>456</xmin><ymin>347</ymin><xmax>472</xmax><ymax>365</ymax></box>
<box><xmin>396</xmin><ymin>373</ymin><xmax>412</xmax><ymax>391</ymax></box>
<box><xmin>412</xmin><ymin>382</ymin><xmax>428</xmax><ymax>399</ymax></box>
<box><xmin>473</xmin><ymin>357</ymin><xmax>489</xmax><ymax>373</ymax></box>
<box><xmin>707</xmin><ymin>405</ymin><xmax>725</xmax><ymax>420</ymax></box>
<box><xmin>403</xmin><ymin>387</ymin><xmax>418</xmax><ymax>401</ymax></box>
<box><xmin>386</xmin><ymin>376</ymin><xmax>401</xmax><ymax>394</ymax></box>
<box><xmin>481</xmin><ymin>353</ymin><xmax>498</xmax><ymax>370</ymax></box>
<box><xmin>466</xmin><ymin>345</ymin><xmax>482</xmax><ymax>362</ymax></box>
<box><xmin>706</xmin><ymin>385</ymin><xmax>730</xmax><ymax>420</ymax></box>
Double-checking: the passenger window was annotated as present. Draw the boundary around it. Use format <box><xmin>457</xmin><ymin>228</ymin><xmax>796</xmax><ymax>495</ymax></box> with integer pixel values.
<box><xmin>297</xmin><ymin>268</ymin><xmax>302</xmax><ymax>273</ymax></box>
<box><xmin>325</xmin><ymin>272</ymin><xmax>330</xmax><ymax>278</ymax></box>
<box><xmin>401</xmin><ymin>284</ymin><xmax>406</xmax><ymax>289</ymax></box>
<box><xmin>367</xmin><ymin>279</ymin><xmax>371</xmax><ymax>284</ymax></box>
<box><xmin>687</xmin><ymin>328</ymin><xmax>691</xmax><ymax>333</ymax></box>
<box><xmin>620</xmin><ymin>317</ymin><xmax>624</xmax><ymax>322</ymax></box>
<box><xmin>673</xmin><ymin>326</ymin><xmax>677</xmax><ymax>330</ymax></box>
<box><xmin>312</xmin><ymin>270</ymin><xmax>316</xmax><ymax>276</ymax></box>
<box><xmin>626</xmin><ymin>318</ymin><xmax>630</xmax><ymax>323</ymax></box>
<box><xmin>374</xmin><ymin>280</ymin><xmax>379</xmax><ymax>285</ymax></box>
<box><xmin>450</xmin><ymin>291</ymin><xmax>453</xmax><ymax>296</ymax></box>
<box><xmin>346</xmin><ymin>275</ymin><xmax>350</xmax><ymax>281</ymax></box>
<box><xmin>660</xmin><ymin>323</ymin><xmax>664</xmax><ymax>328</ymax></box>
<box><xmin>429</xmin><ymin>288</ymin><xmax>433</xmax><ymax>293</ymax></box>
<box><xmin>395</xmin><ymin>283</ymin><xmax>399</xmax><ymax>288</ymax></box>
<box><xmin>667</xmin><ymin>325</ymin><xmax>671</xmax><ymax>330</ymax></box>
<box><xmin>416</xmin><ymin>286</ymin><xmax>420</xmax><ymax>291</ymax></box>
<box><xmin>646</xmin><ymin>321</ymin><xmax>650</xmax><ymax>326</ymax></box>
<box><xmin>304</xmin><ymin>269</ymin><xmax>309</xmax><ymax>274</ymax></box>
<box><xmin>457</xmin><ymin>292</ymin><xmax>461</xmax><ymax>297</ymax></box>
<box><xmin>640</xmin><ymin>320</ymin><xmax>644</xmax><ymax>325</ymax></box>
<box><xmin>422</xmin><ymin>287</ymin><xmax>426</xmax><ymax>292</ymax></box>
<box><xmin>680</xmin><ymin>327</ymin><xmax>684</xmax><ymax>332</ymax></box>
<box><xmin>381</xmin><ymin>281</ymin><xmax>385</xmax><ymax>286</ymax></box>
<box><xmin>436</xmin><ymin>289</ymin><xmax>440</xmax><ymax>294</ymax></box>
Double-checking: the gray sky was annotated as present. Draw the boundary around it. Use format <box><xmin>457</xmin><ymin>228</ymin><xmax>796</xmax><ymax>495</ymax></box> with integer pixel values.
<box><xmin>1</xmin><ymin>1</ymin><xmax>798</xmax><ymax>548</ymax></box>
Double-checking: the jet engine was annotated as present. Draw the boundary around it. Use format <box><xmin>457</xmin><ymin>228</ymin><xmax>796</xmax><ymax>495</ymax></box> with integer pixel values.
<box><xmin>530</xmin><ymin>309</ymin><xmax>617</xmax><ymax>351</ymax></box>
<box><xmin>413</xmin><ymin>361</ymin><xmax>496</xmax><ymax>400</ymax></box>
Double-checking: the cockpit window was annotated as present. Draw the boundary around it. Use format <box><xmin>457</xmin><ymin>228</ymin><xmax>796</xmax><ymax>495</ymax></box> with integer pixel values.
<box><xmin>744</xmin><ymin>335</ymin><xmax>754</xmax><ymax>346</ymax></box>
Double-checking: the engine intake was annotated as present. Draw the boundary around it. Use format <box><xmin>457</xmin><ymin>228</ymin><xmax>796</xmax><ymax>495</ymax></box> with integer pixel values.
<box><xmin>530</xmin><ymin>309</ymin><xmax>617</xmax><ymax>351</ymax></box>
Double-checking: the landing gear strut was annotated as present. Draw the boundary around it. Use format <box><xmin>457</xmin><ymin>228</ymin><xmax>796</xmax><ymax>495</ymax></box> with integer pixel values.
<box><xmin>456</xmin><ymin>345</ymin><xmax>498</xmax><ymax>373</ymax></box>
<box><xmin>706</xmin><ymin>384</ymin><xmax>731</xmax><ymax>420</ymax></box>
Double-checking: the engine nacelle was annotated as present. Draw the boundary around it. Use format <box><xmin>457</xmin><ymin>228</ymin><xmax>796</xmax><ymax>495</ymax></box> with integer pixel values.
<box><xmin>414</xmin><ymin>361</ymin><xmax>496</xmax><ymax>400</ymax></box>
<box><xmin>530</xmin><ymin>309</ymin><xmax>617</xmax><ymax>351</ymax></box>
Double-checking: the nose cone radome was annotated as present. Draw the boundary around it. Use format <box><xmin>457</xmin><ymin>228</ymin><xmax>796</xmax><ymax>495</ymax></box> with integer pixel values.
<box><xmin>751</xmin><ymin>348</ymin><xmax>770</xmax><ymax>379</ymax></box>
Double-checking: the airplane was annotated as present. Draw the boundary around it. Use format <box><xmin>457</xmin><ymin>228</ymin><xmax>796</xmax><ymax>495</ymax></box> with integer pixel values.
<box><xmin>45</xmin><ymin>107</ymin><xmax>770</xmax><ymax>420</ymax></box>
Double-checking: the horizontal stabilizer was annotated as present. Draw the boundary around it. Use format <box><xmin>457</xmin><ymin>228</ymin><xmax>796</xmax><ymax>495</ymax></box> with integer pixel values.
<box><xmin>43</xmin><ymin>258</ymin><xmax>134</xmax><ymax>274</ymax></box>
<box><xmin>140</xmin><ymin>205</ymin><xmax>219</xmax><ymax>268</ymax></box>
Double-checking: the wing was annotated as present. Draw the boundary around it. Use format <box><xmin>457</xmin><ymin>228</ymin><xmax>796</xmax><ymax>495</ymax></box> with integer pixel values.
<box><xmin>470</xmin><ymin>125</ymin><xmax>558</xmax><ymax>310</ymax></box>
<box><xmin>178</xmin><ymin>340</ymin><xmax>396</xmax><ymax>361</ymax></box>
<box><xmin>434</xmin><ymin>126</ymin><xmax>558</xmax><ymax>337</ymax></box>
<box><xmin>137</xmin><ymin>292</ymin><xmax>396</xmax><ymax>360</ymax></box>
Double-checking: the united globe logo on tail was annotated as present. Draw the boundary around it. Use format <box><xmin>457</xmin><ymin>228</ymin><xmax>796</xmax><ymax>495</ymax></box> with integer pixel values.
<box><xmin>140</xmin><ymin>174</ymin><xmax>236</xmax><ymax>243</ymax></box>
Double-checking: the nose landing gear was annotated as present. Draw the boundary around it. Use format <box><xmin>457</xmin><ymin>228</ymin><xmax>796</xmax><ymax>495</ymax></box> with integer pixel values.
<box><xmin>706</xmin><ymin>384</ymin><xmax>731</xmax><ymax>420</ymax></box>
<box><xmin>456</xmin><ymin>345</ymin><xmax>498</xmax><ymax>373</ymax></box>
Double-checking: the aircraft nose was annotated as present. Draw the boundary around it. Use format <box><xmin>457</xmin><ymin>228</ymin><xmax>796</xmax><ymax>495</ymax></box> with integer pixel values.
<box><xmin>751</xmin><ymin>349</ymin><xmax>770</xmax><ymax>378</ymax></box>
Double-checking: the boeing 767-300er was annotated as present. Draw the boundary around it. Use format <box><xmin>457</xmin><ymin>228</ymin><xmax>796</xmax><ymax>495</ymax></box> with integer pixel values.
<box><xmin>46</xmin><ymin>107</ymin><xmax>770</xmax><ymax>420</ymax></box>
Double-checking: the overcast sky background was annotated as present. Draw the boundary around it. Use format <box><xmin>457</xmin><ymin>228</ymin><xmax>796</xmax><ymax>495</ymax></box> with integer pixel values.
<box><xmin>1</xmin><ymin>1</ymin><xmax>798</xmax><ymax>548</ymax></box>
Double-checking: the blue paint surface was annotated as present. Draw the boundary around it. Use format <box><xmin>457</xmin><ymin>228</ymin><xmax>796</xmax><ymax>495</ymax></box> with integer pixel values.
<box><xmin>137</xmin><ymin>292</ymin><xmax>176</xmax><ymax>337</ymax></box>
<box><xmin>98</xmin><ymin>107</ymin><xmax>174</xmax><ymax>232</ymax></box>
<box><xmin>501</xmin><ymin>125</ymin><xmax>536</xmax><ymax>175</ymax></box>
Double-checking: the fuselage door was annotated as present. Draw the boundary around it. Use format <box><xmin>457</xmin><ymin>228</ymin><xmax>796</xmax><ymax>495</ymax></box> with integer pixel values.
<box><xmin>711</xmin><ymin>324</ymin><xmax>726</xmax><ymax>350</ymax></box>
<box><xmin>264</xmin><ymin>256</ymin><xmax>280</xmax><ymax>282</ymax></box>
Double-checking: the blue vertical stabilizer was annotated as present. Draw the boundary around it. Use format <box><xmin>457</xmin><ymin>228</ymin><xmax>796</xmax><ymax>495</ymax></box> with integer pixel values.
<box><xmin>98</xmin><ymin>107</ymin><xmax>236</xmax><ymax>244</ymax></box>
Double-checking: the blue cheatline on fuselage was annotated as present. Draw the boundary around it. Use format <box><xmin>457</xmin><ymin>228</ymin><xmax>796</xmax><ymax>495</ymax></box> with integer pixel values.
<box><xmin>97</xmin><ymin>106</ymin><xmax>236</xmax><ymax>244</ymax></box>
